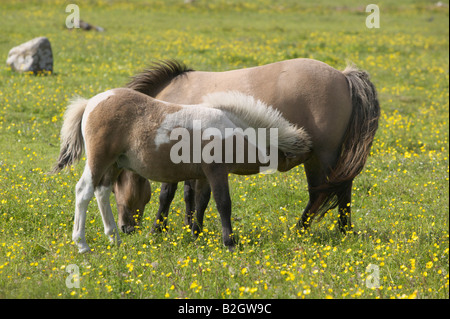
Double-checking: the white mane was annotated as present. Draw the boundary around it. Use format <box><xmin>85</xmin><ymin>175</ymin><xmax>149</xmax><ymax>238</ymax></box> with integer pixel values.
<box><xmin>201</xmin><ymin>91</ymin><xmax>312</xmax><ymax>155</ymax></box>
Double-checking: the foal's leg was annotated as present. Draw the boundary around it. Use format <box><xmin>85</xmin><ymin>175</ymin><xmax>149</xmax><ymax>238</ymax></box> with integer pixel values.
<box><xmin>203</xmin><ymin>165</ymin><xmax>235</xmax><ymax>249</ymax></box>
<box><xmin>191</xmin><ymin>179</ymin><xmax>211</xmax><ymax>237</ymax></box>
<box><xmin>152</xmin><ymin>182</ymin><xmax>177</xmax><ymax>233</ymax></box>
<box><xmin>73</xmin><ymin>166</ymin><xmax>95</xmax><ymax>254</ymax></box>
<box><xmin>95</xmin><ymin>185</ymin><xmax>121</xmax><ymax>247</ymax></box>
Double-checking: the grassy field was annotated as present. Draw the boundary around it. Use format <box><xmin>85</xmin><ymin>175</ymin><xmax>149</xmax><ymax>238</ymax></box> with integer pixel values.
<box><xmin>0</xmin><ymin>0</ymin><xmax>448</xmax><ymax>299</ymax></box>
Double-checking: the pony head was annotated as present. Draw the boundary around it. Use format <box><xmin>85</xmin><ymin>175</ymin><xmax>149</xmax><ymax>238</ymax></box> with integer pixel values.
<box><xmin>114</xmin><ymin>170</ymin><xmax>151</xmax><ymax>233</ymax></box>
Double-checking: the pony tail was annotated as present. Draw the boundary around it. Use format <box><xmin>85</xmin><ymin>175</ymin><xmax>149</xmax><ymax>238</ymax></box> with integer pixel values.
<box><xmin>339</xmin><ymin>65</ymin><xmax>380</xmax><ymax>178</ymax></box>
<box><xmin>51</xmin><ymin>97</ymin><xmax>88</xmax><ymax>173</ymax></box>
<box><xmin>310</xmin><ymin>65</ymin><xmax>380</xmax><ymax>221</ymax></box>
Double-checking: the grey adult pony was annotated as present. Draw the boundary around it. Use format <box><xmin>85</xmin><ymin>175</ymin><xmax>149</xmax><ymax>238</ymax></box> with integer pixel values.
<box><xmin>116</xmin><ymin>58</ymin><xmax>380</xmax><ymax>237</ymax></box>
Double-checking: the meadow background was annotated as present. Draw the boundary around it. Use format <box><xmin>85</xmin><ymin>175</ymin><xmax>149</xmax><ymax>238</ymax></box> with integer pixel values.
<box><xmin>0</xmin><ymin>0</ymin><xmax>448</xmax><ymax>299</ymax></box>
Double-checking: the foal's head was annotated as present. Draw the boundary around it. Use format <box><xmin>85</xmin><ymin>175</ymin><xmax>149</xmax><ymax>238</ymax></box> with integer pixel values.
<box><xmin>113</xmin><ymin>170</ymin><xmax>151</xmax><ymax>233</ymax></box>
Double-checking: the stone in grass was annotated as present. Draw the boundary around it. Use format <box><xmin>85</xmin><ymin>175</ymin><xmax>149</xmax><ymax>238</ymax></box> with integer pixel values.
<box><xmin>6</xmin><ymin>36</ymin><xmax>53</xmax><ymax>74</ymax></box>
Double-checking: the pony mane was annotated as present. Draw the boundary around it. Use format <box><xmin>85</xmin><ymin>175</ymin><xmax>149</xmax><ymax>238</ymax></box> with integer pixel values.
<box><xmin>202</xmin><ymin>91</ymin><xmax>312</xmax><ymax>155</ymax></box>
<box><xmin>126</xmin><ymin>60</ymin><xmax>193</xmax><ymax>97</ymax></box>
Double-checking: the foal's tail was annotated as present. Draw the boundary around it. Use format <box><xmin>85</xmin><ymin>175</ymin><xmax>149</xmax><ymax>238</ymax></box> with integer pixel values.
<box><xmin>311</xmin><ymin>64</ymin><xmax>380</xmax><ymax>221</ymax></box>
<box><xmin>51</xmin><ymin>97</ymin><xmax>88</xmax><ymax>173</ymax></box>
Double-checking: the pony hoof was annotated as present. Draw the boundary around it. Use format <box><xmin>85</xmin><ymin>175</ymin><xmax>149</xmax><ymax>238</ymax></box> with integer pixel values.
<box><xmin>78</xmin><ymin>245</ymin><xmax>91</xmax><ymax>254</ymax></box>
<box><xmin>111</xmin><ymin>238</ymin><xmax>122</xmax><ymax>247</ymax></box>
<box><xmin>73</xmin><ymin>237</ymin><xmax>90</xmax><ymax>253</ymax></box>
<box><xmin>295</xmin><ymin>221</ymin><xmax>310</xmax><ymax>234</ymax></box>
<box><xmin>224</xmin><ymin>235</ymin><xmax>237</xmax><ymax>251</ymax></box>
<box><xmin>151</xmin><ymin>225</ymin><xmax>166</xmax><ymax>234</ymax></box>
<box><xmin>191</xmin><ymin>227</ymin><xmax>202</xmax><ymax>239</ymax></box>
<box><xmin>226</xmin><ymin>245</ymin><xmax>235</xmax><ymax>252</ymax></box>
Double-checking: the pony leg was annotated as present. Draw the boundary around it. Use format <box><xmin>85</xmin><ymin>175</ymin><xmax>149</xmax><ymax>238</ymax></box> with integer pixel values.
<box><xmin>95</xmin><ymin>185</ymin><xmax>121</xmax><ymax>247</ymax></box>
<box><xmin>299</xmin><ymin>193</ymin><xmax>319</xmax><ymax>230</ymax></box>
<box><xmin>73</xmin><ymin>167</ymin><xmax>95</xmax><ymax>254</ymax></box>
<box><xmin>191</xmin><ymin>179</ymin><xmax>211</xmax><ymax>237</ymax></box>
<box><xmin>298</xmin><ymin>154</ymin><xmax>333</xmax><ymax>230</ymax></box>
<box><xmin>151</xmin><ymin>182</ymin><xmax>177</xmax><ymax>233</ymax></box>
<box><xmin>203</xmin><ymin>165</ymin><xmax>235</xmax><ymax>249</ymax></box>
<box><xmin>300</xmin><ymin>151</ymin><xmax>354</xmax><ymax>232</ymax></box>
<box><xmin>183</xmin><ymin>180</ymin><xmax>196</xmax><ymax>228</ymax></box>
<box><xmin>338</xmin><ymin>180</ymin><xmax>353</xmax><ymax>233</ymax></box>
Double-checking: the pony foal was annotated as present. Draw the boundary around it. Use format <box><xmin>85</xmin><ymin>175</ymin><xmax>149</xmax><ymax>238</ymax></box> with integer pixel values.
<box><xmin>53</xmin><ymin>88</ymin><xmax>311</xmax><ymax>253</ymax></box>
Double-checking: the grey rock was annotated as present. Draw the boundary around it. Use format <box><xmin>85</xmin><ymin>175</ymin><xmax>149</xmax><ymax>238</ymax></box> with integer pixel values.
<box><xmin>6</xmin><ymin>37</ymin><xmax>53</xmax><ymax>73</ymax></box>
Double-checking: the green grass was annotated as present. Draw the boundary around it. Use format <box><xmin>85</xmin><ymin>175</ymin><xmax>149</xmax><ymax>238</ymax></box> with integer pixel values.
<box><xmin>0</xmin><ymin>0</ymin><xmax>448</xmax><ymax>299</ymax></box>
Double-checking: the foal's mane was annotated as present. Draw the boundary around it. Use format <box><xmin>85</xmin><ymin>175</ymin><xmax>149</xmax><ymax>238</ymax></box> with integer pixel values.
<box><xmin>202</xmin><ymin>91</ymin><xmax>312</xmax><ymax>155</ymax></box>
<box><xmin>126</xmin><ymin>60</ymin><xmax>193</xmax><ymax>97</ymax></box>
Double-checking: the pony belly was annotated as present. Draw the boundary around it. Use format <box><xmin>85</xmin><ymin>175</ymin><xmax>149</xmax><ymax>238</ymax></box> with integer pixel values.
<box><xmin>147</xmin><ymin>166</ymin><xmax>205</xmax><ymax>183</ymax></box>
<box><xmin>228</xmin><ymin>161</ymin><xmax>275</xmax><ymax>175</ymax></box>
<box><xmin>122</xmin><ymin>156</ymin><xmax>205</xmax><ymax>183</ymax></box>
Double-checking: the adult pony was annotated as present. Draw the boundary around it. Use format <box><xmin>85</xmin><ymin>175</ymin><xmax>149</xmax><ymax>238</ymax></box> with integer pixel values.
<box><xmin>53</xmin><ymin>88</ymin><xmax>312</xmax><ymax>253</ymax></box>
<box><xmin>118</xmin><ymin>59</ymin><xmax>380</xmax><ymax>235</ymax></box>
